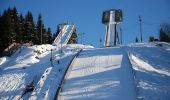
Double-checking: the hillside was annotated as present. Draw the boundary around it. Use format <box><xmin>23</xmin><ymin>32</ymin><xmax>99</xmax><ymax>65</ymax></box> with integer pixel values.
<box><xmin>0</xmin><ymin>42</ymin><xmax>170</xmax><ymax>100</ymax></box>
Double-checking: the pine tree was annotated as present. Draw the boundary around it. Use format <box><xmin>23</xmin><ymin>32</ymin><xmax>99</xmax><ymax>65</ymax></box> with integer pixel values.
<box><xmin>36</xmin><ymin>14</ymin><xmax>47</xmax><ymax>44</ymax></box>
<box><xmin>8</xmin><ymin>8</ymin><xmax>15</xmax><ymax>43</ymax></box>
<box><xmin>12</xmin><ymin>7</ymin><xmax>21</xmax><ymax>43</ymax></box>
<box><xmin>42</xmin><ymin>27</ymin><xmax>47</xmax><ymax>44</ymax></box>
<box><xmin>0</xmin><ymin>13</ymin><xmax>3</xmax><ymax>55</ymax></box>
<box><xmin>159</xmin><ymin>23</ymin><xmax>170</xmax><ymax>42</ymax></box>
<box><xmin>149</xmin><ymin>36</ymin><xmax>154</xmax><ymax>42</ymax></box>
<box><xmin>47</xmin><ymin>27</ymin><xmax>52</xmax><ymax>44</ymax></box>
<box><xmin>2</xmin><ymin>9</ymin><xmax>12</xmax><ymax>47</ymax></box>
<box><xmin>0</xmin><ymin>7</ymin><xmax>54</xmax><ymax>55</ymax></box>
<box><xmin>135</xmin><ymin>37</ymin><xmax>139</xmax><ymax>43</ymax></box>
<box><xmin>18</xmin><ymin>14</ymin><xmax>25</xmax><ymax>43</ymax></box>
<box><xmin>52</xmin><ymin>25</ymin><xmax>60</xmax><ymax>41</ymax></box>
<box><xmin>24</xmin><ymin>11</ymin><xmax>36</xmax><ymax>43</ymax></box>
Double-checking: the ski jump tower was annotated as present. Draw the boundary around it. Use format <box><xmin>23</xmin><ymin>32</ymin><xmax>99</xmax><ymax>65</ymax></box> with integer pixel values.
<box><xmin>102</xmin><ymin>9</ymin><xmax>123</xmax><ymax>47</ymax></box>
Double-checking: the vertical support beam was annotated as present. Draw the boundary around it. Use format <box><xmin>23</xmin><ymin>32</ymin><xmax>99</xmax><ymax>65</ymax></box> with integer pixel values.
<box><xmin>104</xmin><ymin>25</ymin><xmax>109</xmax><ymax>46</ymax></box>
<box><xmin>120</xmin><ymin>27</ymin><xmax>122</xmax><ymax>45</ymax></box>
<box><xmin>114</xmin><ymin>24</ymin><xmax>117</xmax><ymax>46</ymax></box>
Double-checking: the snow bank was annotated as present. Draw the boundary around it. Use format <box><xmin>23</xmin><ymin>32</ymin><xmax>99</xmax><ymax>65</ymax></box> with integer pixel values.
<box><xmin>128</xmin><ymin>45</ymin><xmax>170</xmax><ymax>100</ymax></box>
<box><xmin>129</xmin><ymin>53</ymin><xmax>170</xmax><ymax>76</ymax></box>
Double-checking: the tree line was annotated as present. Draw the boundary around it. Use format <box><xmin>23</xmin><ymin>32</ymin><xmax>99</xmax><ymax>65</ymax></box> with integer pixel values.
<box><xmin>0</xmin><ymin>7</ymin><xmax>52</xmax><ymax>55</ymax></box>
<box><xmin>159</xmin><ymin>23</ymin><xmax>170</xmax><ymax>42</ymax></box>
<box><xmin>148</xmin><ymin>23</ymin><xmax>170</xmax><ymax>42</ymax></box>
<box><xmin>0</xmin><ymin>7</ymin><xmax>78</xmax><ymax>56</ymax></box>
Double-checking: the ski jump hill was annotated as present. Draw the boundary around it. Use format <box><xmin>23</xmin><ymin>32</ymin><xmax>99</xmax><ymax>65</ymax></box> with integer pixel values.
<box><xmin>57</xmin><ymin>47</ymin><xmax>137</xmax><ymax>100</ymax></box>
<box><xmin>0</xmin><ymin>30</ymin><xmax>170</xmax><ymax>100</ymax></box>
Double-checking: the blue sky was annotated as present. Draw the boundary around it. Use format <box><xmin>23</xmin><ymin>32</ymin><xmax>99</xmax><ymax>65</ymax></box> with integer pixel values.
<box><xmin>0</xmin><ymin>0</ymin><xmax>170</xmax><ymax>47</ymax></box>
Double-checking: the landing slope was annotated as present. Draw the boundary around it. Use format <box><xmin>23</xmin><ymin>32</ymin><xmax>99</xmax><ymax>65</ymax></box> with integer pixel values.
<box><xmin>59</xmin><ymin>47</ymin><xmax>136</xmax><ymax>100</ymax></box>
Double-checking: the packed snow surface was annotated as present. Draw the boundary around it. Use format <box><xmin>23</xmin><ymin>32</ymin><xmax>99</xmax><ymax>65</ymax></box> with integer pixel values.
<box><xmin>59</xmin><ymin>47</ymin><xmax>136</xmax><ymax>100</ymax></box>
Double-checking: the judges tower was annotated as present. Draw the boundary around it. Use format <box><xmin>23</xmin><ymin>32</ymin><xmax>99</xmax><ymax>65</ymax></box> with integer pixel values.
<box><xmin>102</xmin><ymin>9</ymin><xmax>123</xmax><ymax>47</ymax></box>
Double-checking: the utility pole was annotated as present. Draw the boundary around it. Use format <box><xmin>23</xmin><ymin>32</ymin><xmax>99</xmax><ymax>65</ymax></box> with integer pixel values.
<box><xmin>50</xmin><ymin>49</ymin><xmax>53</xmax><ymax>66</ymax></box>
<box><xmin>139</xmin><ymin>16</ymin><xmax>143</xmax><ymax>42</ymax></box>
<box><xmin>60</xmin><ymin>23</ymin><xmax>63</xmax><ymax>55</ymax></box>
<box><xmin>120</xmin><ymin>27</ymin><xmax>122</xmax><ymax>45</ymax></box>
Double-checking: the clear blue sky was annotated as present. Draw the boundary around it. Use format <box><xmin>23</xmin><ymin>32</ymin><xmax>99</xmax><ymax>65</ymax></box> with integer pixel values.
<box><xmin>0</xmin><ymin>0</ymin><xmax>170</xmax><ymax>47</ymax></box>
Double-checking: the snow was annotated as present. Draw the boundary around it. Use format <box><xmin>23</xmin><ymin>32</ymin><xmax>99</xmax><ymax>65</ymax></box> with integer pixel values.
<box><xmin>127</xmin><ymin>42</ymin><xmax>170</xmax><ymax>100</ymax></box>
<box><xmin>58</xmin><ymin>47</ymin><xmax>136</xmax><ymax>100</ymax></box>
<box><xmin>0</xmin><ymin>43</ymin><xmax>91</xmax><ymax>100</ymax></box>
<box><xmin>0</xmin><ymin>57</ymin><xmax>7</xmax><ymax>66</ymax></box>
<box><xmin>29</xmin><ymin>53</ymin><xmax>78</xmax><ymax>100</ymax></box>
<box><xmin>0</xmin><ymin>42</ymin><xmax>170</xmax><ymax>100</ymax></box>
<box><xmin>129</xmin><ymin>53</ymin><xmax>170</xmax><ymax>76</ymax></box>
<box><xmin>0</xmin><ymin>44</ymin><xmax>54</xmax><ymax>100</ymax></box>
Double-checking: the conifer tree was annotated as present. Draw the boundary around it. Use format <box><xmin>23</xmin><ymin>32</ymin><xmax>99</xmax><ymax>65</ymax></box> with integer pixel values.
<box><xmin>12</xmin><ymin>7</ymin><xmax>21</xmax><ymax>43</ymax></box>
<box><xmin>18</xmin><ymin>14</ymin><xmax>25</xmax><ymax>43</ymax></box>
<box><xmin>24</xmin><ymin>11</ymin><xmax>36</xmax><ymax>43</ymax></box>
<box><xmin>2</xmin><ymin>9</ymin><xmax>12</xmax><ymax>47</ymax></box>
<box><xmin>36</xmin><ymin>14</ymin><xmax>46</xmax><ymax>44</ymax></box>
<box><xmin>52</xmin><ymin>25</ymin><xmax>60</xmax><ymax>41</ymax></box>
<box><xmin>42</xmin><ymin>27</ymin><xmax>47</xmax><ymax>44</ymax></box>
<box><xmin>0</xmin><ymin>14</ymin><xmax>3</xmax><ymax>55</ymax></box>
<box><xmin>135</xmin><ymin>37</ymin><xmax>139</xmax><ymax>43</ymax></box>
<box><xmin>159</xmin><ymin>23</ymin><xmax>170</xmax><ymax>42</ymax></box>
<box><xmin>0</xmin><ymin>7</ymin><xmax>54</xmax><ymax>55</ymax></box>
<box><xmin>47</xmin><ymin>27</ymin><xmax>52</xmax><ymax>44</ymax></box>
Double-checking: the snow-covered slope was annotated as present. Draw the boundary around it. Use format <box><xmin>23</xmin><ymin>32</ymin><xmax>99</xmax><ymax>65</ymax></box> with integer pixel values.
<box><xmin>0</xmin><ymin>42</ymin><xmax>170</xmax><ymax>100</ymax></box>
<box><xmin>58</xmin><ymin>47</ymin><xmax>136</xmax><ymax>100</ymax></box>
<box><xmin>127</xmin><ymin>42</ymin><xmax>170</xmax><ymax>100</ymax></box>
<box><xmin>0</xmin><ymin>44</ymin><xmax>92</xmax><ymax>100</ymax></box>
